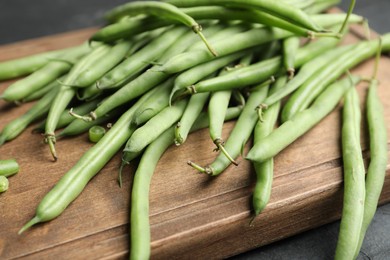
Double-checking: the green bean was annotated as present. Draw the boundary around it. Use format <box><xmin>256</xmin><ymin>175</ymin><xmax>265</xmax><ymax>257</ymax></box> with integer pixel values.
<box><xmin>131</xmin><ymin>77</ymin><xmax>175</xmax><ymax>126</ymax></box>
<box><xmin>207</xmin><ymin>54</ymin><xmax>254</xmax><ymax>165</ymax></box>
<box><xmin>44</xmin><ymin>44</ymin><xmax>111</xmax><ymax>160</ymax></box>
<box><xmin>104</xmin><ymin>1</ymin><xmax>217</xmax><ymax>56</ymax></box>
<box><xmin>1</xmin><ymin>45</ymin><xmax>89</xmax><ymax>102</ymax></box>
<box><xmin>0</xmin><ymin>88</ymin><xmax>59</xmax><ymax>146</ymax></box>
<box><xmin>174</xmin><ymin>93</ymin><xmax>210</xmax><ymax>146</ymax></box>
<box><xmin>335</xmin><ymin>86</ymin><xmax>365</xmax><ymax>260</ymax></box>
<box><xmin>72</xmin><ymin>41</ymin><xmax>134</xmax><ymax>87</ymax></box>
<box><xmin>188</xmin><ymin>22</ymin><xmax>250</xmax><ymax>52</ymax></box>
<box><xmin>130</xmin><ymin>106</ymin><xmax>242</xmax><ymax>259</ymax></box>
<box><xmin>170</xmin><ymin>48</ymin><xmax>252</xmax><ymax>102</ymax></box>
<box><xmin>21</xmin><ymin>76</ymin><xmax>62</xmax><ymax>103</ymax></box>
<box><xmin>180</xmin><ymin>36</ymin><xmax>339</xmax><ymax>96</ymax></box>
<box><xmin>34</xmin><ymin>98</ymin><xmax>102</xmax><ymax>132</ymax></box>
<box><xmin>158</xmin><ymin>27</ymin><xmax>291</xmax><ymax>75</ymax></box>
<box><xmin>355</xmin><ymin>53</ymin><xmax>388</xmax><ymax>257</ymax></box>
<box><xmin>18</xmin><ymin>85</ymin><xmax>159</xmax><ymax>234</ymax></box>
<box><xmin>167</xmin><ymin>0</ymin><xmax>323</xmax><ymax>32</ymax></box>
<box><xmin>282</xmin><ymin>36</ymin><xmax>301</xmax><ymax>78</ymax></box>
<box><xmin>76</xmin><ymin>24</ymin><xmax>221</xmax><ymax>122</ymax></box>
<box><xmin>98</xmin><ymin>26</ymin><xmax>187</xmax><ymax>89</ymax></box>
<box><xmin>0</xmin><ymin>44</ymin><xmax>88</xmax><ymax>81</ymax></box>
<box><xmin>281</xmin><ymin>35</ymin><xmax>390</xmax><ymax>122</ymax></box>
<box><xmin>0</xmin><ymin>176</ymin><xmax>9</xmax><ymax>193</ymax></box>
<box><xmin>188</xmin><ymin>80</ymin><xmax>271</xmax><ymax>176</ymax></box>
<box><xmin>0</xmin><ymin>159</ymin><xmax>19</xmax><ymax>177</ymax></box>
<box><xmin>259</xmin><ymin>41</ymin><xmax>352</xmax><ymax>112</ymax></box>
<box><xmin>88</xmin><ymin>126</ymin><xmax>106</xmax><ymax>143</ymax></box>
<box><xmin>124</xmin><ymin>99</ymin><xmax>188</xmax><ymax>154</ymax></box>
<box><xmin>251</xmin><ymin>76</ymin><xmax>286</xmax><ymax>222</ymax></box>
<box><xmin>246</xmin><ymin>76</ymin><xmax>361</xmax><ymax>163</ymax></box>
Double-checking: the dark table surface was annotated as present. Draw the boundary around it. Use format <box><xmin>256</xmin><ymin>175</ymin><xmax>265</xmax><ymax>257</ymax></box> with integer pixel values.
<box><xmin>1</xmin><ymin>1</ymin><xmax>389</xmax><ymax>259</ymax></box>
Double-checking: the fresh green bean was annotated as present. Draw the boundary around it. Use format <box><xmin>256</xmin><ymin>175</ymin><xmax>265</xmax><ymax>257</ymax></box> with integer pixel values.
<box><xmin>97</xmin><ymin>26</ymin><xmax>187</xmax><ymax>89</ymax></box>
<box><xmin>88</xmin><ymin>126</ymin><xmax>106</xmax><ymax>143</ymax></box>
<box><xmin>246</xmin><ymin>76</ymin><xmax>361</xmax><ymax>163</ymax></box>
<box><xmin>0</xmin><ymin>44</ymin><xmax>88</xmax><ymax>81</ymax></box>
<box><xmin>0</xmin><ymin>176</ymin><xmax>9</xmax><ymax>193</ymax></box>
<box><xmin>44</xmin><ymin>44</ymin><xmax>112</xmax><ymax>160</ymax></box>
<box><xmin>167</xmin><ymin>0</ymin><xmax>323</xmax><ymax>32</ymax></box>
<box><xmin>174</xmin><ymin>93</ymin><xmax>210</xmax><ymax>146</ymax></box>
<box><xmin>131</xmin><ymin>77</ymin><xmax>175</xmax><ymax>126</ymax></box>
<box><xmin>170</xmin><ymin>49</ymin><xmax>252</xmax><ymax>102</ymax></box>
<box><xmin>0</xmin><ymin>88</ymin><xmax>59</xmax><ymax>146</ymax></box>
<box><xmin>104</xmin><ymin>1</ymin><xmax>217</xmax><ymax>56</ymax></box>
<box><xmin>207</xmin><ymin>54</ymin><xmax>254</xmax><ymax>165</ymax></box>
<box><xmin>124</xmin><ymin>99</ymin><xmax>188</xmax><ymax>154</ymax></box>
<box><xmin>355</xmin><ymin>60</ymin><xmax>388</xmax><ymax>257</ymax></box>
<box><xmin>72</xmin><ymin>40</ymin><xmax>134</xmax><ymax>87</ymax></box>
<box><xmin>1</xmin><ymin>45</ymin><xmax>89</xmax><ymax>102</ymax></box>
<box><xmin>282</xmin><ymin>36</ymin><xmax>301</xmax><ymax>78</ymax></box>
<box><xmin>258</xmin><ymin>41</ymin><xmax>352</xmax><ymax>112</ymax></box>
<box><xmin>21</xmin><ymin>76</ymin><xmax>62</xmax><ymax>103</ymax></box>
<box><xmin>188</xmin><ymin>80</ymin><xmax>271</xmax><ymax>176</ymax></box>
<box><xmin>130</xmin><ymin>106</ymin><xmax>242</xmax><ymax>259</ymax></box>
<box><xmin>335</xmin><ymin>86</ymin><xmax>365</xmax><ymax>260</ymax></box>
<box><xmin>251</xmin><ymin>76</ymin><xmax>286</xmax><ymax>221</ymax></box>
<box><xmin>179</xmin><ymin>36</ymin><xmax>339</xmax><ymax>96</ymax></box>
<box><xmin>0</xmin><ymin>159</ymin><xmax>19</xmax><ymax>177</ymax></box>
<box><xmin>19</xmin><ymin>84</ymin><xmax>159</xmax><ymax>234</ymax></box>
<box><xmin>281</xmin><ymin>35</ymin><xmax>390</xmax><ymax>122</ymax></box>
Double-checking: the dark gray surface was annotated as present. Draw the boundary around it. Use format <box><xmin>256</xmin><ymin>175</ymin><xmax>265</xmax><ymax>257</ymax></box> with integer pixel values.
<box><xmin>0</xmin><ymin>1</ymin><xmax>389</xmax><ymax>259</ymax></box>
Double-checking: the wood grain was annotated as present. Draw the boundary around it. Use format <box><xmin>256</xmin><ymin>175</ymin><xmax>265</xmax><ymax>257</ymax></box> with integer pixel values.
<box><xmin>0</xmin><ymin>26</ymin><xmax>389</xmax><ymax>260</ymax></box>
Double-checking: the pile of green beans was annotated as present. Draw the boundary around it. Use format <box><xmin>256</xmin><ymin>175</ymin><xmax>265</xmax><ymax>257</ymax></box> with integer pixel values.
<box><xmin>0</xmin><ymin>1</ymin><xmax>389</xmax><ymax>259</ymax></box>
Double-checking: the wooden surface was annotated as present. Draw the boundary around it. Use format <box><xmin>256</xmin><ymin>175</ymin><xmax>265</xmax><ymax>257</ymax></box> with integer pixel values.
<box><xmin>0</xmin><ymin>26</ymin><xmax>390</xmax><ymax>260</ymax></box>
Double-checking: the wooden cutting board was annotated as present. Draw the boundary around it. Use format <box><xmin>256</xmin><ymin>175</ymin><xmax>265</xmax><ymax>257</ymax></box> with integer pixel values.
<box><xmin>0</xmin><ymin>24</ymin><xmax>389</xmax><ymax>260</ymax></box>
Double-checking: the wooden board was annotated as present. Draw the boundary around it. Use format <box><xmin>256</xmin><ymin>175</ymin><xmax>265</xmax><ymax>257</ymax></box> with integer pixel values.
<box><xmin>0</xmin><ymin>25</ymin><xmax>390</xmax><ymax>260</ymax></box>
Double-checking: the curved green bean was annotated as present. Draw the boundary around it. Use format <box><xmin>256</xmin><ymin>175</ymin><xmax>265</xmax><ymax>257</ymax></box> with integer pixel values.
<box><xmin>44</xmin><ymin>44</ymin><xmax>111</xmax><ymax>160</ymax></box>
<box><xmin>335</xmin><ymin>86</ymin><xmax>365</xmax><ymax>260</ymax></box>
<box><xmin>130</xmin><ymin>106</ymin><xmax>242</xmax><ymax>259</ymax></box>
<box><xmin>0</xmin><ymin>44</ymin><xmax>88</xmax><ymax>81</ymax></box>
<box><xmin>282</xmin><ymin>36</ymin><xmax>300</xmax><ymax>78</ymax></box>
<box><xmin>124</xmin><ymin>99</ymin><xmax>188</xmax><ymax>154</ymax></box>
<box><xmin>355</xmin><ymin>78</ymin><xmax>388</xmax><ymax>255</ymax></box>
<box><xmin>98</xmin><ymin>26</ymin><xmax>187</xmax><ymax>89</ymax></box>
<box><xmin>1</xmin><ymin>45</ymin><xmax>89</xmax><ymax>102</ymax></box>
<box><xmin>19</xmin><ymin>84</ymin><xmax>159</xmax><ymax>234</ymax></box>
<box><xmin>246</xmin><ymin>76</ymin><xmax>361</xmax><ymax>163</ymax></box>
<box><xmin>72</xmin><ymin>40</ymin><xmax>134</xmax><ymax>87</ymax></box>
<box><xmin>188</xmin><ymin>81</ymin><xmax>271</xmax><ymax>176</ymax></box>
<box><xmin>0</xmin><ymin>88</ymin><xmax>59</xmax><ymax>146</ymax></box>
<box><xmin>180</xmin><ymin>36</ymin><xmax>339</xmax><ymax>96</ymax></box>
<box><xmin>104</xmin><ymin>1</ymin><xmax>217</xmax><ymax>56</ymax></box>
